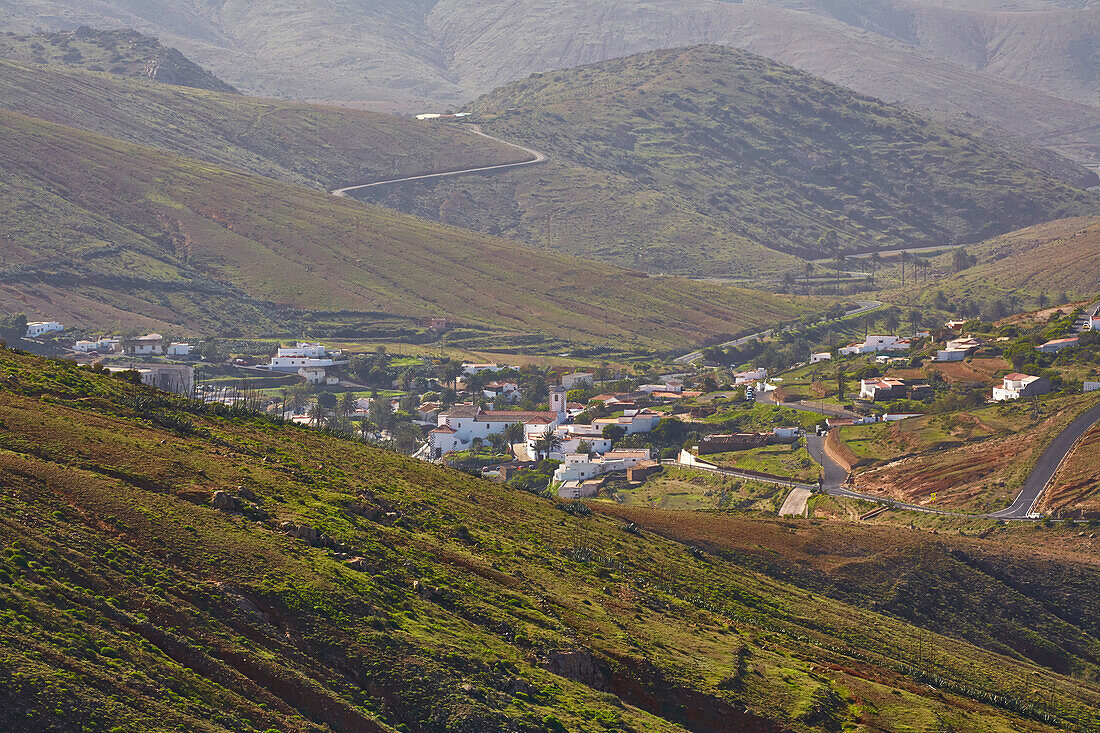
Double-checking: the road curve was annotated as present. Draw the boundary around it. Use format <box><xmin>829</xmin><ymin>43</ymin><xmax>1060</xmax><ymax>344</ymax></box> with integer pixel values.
<box><xmin>988</xmin><ymin>401</ymin><xmax>1100</xmax><ymax>519</ymax></box>
<box><xmin>331</xmin><ymin>125</ymin><xmax>547</xmax><ymax>197</ymax></box>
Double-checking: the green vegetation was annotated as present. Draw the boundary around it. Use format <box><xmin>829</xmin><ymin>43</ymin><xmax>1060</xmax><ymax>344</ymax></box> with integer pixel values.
<box><xmin>0</xmin><ymin>109</ymin><xmax>817</xmax><ymax>350</ymax></box>
<box><xmin>364</xmin><ymin>46</ymin><xmax>1099</xmax><ymax>277</ymax></box>
<box><xmin>2</xmin><ymin>348</ymin><xmax>1099</xmax><ymax>730</ymax></box>
<box><xmin>705</xmin><ymin>443</ymin><xmax>820</xmax><ymax>483</ymax></box>
<box><xmin>0</xmin><ymin>27</ymin><xmax>237</xmax><ymax>93</ymax></box>
<box><xmin>609</xmin><ymin>467</ymin><xmax>787</xmax><ymax>512</ymax></box>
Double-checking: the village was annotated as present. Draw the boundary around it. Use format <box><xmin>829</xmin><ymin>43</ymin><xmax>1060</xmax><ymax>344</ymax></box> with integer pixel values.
<box><xmin>9</xmin><ymin>298</ymin><xmax>1099</xmax><ymax>517</ymax></box>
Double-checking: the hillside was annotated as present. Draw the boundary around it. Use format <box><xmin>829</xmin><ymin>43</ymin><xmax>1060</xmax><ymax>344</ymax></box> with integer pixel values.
<box><xmin>771</xmin><ymin>0</ymin><xmax>1099</xmax><ymax>108</ymax></box>
<box><xmin>0</xmin><ymin>26</ymin><xmax>237</xmax><ymax>93</ymax></box>
<box><xmin>922</xmin><ymin>217</ymin><xmax>1100</xmax><ymax>304</ymax></box>
<box><xmin>0</xmin><ymin>109</ymin><xmax>812</xmax><ymax>350</ymax></box>
<box><xmin>0</xmin><ymin>60</ymin><xmax>526</xmax><ymax>191</ymax></box>
<box><xmin>359</xmin><ymin>47</ymin><xmax>1099</xmax><ymax>277</ymax></box>
<box><xmin>1</xmin><ymin>0</ymin><xmax>1096</xmax><ymax>167</ymax></box>
<box><xmin>2</xmin><ymin>348</ymin><xmax>1100</xmax><ymax>731</ymax></box>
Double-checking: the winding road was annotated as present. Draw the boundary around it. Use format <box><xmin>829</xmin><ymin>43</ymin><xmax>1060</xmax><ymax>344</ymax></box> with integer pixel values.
<box><xmin>331</xmin><ymin>125</ymin><xmax>547</xmax><ymax>197</ymax></box>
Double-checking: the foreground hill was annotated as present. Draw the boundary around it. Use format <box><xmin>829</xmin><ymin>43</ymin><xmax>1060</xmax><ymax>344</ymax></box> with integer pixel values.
<box><xmin>0</xmin><ymin>26</ymin><xmax>237</xmax><ymax>93</ymax></box>
<box><xmin>0</xmin><ymin>60</ymin><xmax>526</xmax><ymax>191</ymax></box>
<box><xmin>361</xmin><ymin>47</ymin><xmax>1098</xmax><ymax>277</ymax></box>
<box><xmin>1</xmin><ymin>349</ymin><xmax>1099</xmax><ymax>731</ymax></box>
<box><xmin>0</xmin><ymin>109</ymin><xmax>810</xmax><ymax>350</ymax></box>
<box><xmin>2</xmin><ymin>0</ymin><xmax>1095</xmax><ymax>167</ymax></box>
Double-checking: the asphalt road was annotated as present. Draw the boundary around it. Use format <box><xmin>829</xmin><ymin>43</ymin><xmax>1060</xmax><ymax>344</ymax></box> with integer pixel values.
<box><xmin>674</xmin><ymin>300</ymin><xmax>882</xmax><ymax>364</ymax></box>
<box><xmin>331</xmin><ymin>125</ymin><xmax>546</xmax><ymax>197</ymax></box>
<box><xmin>987</xmin><ymin>401</ymin><xmax>1100</xmax><ymax>519</ymax></box>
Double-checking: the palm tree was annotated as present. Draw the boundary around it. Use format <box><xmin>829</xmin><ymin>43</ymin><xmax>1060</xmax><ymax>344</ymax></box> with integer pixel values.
<box><xmin>502</xmin><ymin>422</ymin><xmax>525</xmax><ymax>458</ymax></box>
<box><xmin>487</xmin><ymin>432</ymin><xmax>509</xmax><ymax>456</ymax></box>
<box><xmin>338</xmin><ymin>391</ymin><xmax>357</xmax><ymax>418</ymax></box>
<box><xmin>535</xmin><ymin>427</ymin><xmax>563</xmax><ymax>461</ymax></box>
<box><xmin>308</xmin><ymin>401</ymin><xmax>326</xmax><ymax>427</ymax></box>
<box><xmin>357</xmin><ymin>420</ymin><xmax>374</xmax><ymax>443</ymax></box>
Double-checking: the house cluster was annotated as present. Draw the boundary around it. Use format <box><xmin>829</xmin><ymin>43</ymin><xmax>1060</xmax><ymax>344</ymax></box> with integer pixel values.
<box><xmin>992</xmin><ymin>373</ymin><xmax>1051</xmax><ymax>401</ymax></box>
<box><xmin>733</xmin><ymin>367</ymin><xmax>768</xmax><ymax>385</ymax></box>
<box><xmin>428</xmin><ymin>387</ymin><xmax>569</xmax><ymax>459</ymax></box>
<box><xmin>697</xmin><ymin>426</ymin><xmax>800</xmax><ymax>455</ymax></box>
<box><xmin>74</xmin><ymin>336</ymin><xmax>121</xmax><ymax>354</ymax></box>
<box><xmin>554</xmin><ymin>449</ymin><xmax>655</xmax><ymax>497</ymax></box>
<box><xmin>121</xmin><ymin>333</ymin><xmax>191</xmax><ymax>357</ymax></box>
<box><xmin>266</xmin><ymin>343</ymin><xmax>347</xmax><ymax>384</ymax></box>
<box><xmin>839</xmin><ymin>335</ymin><xmax>912</xmax><ymax>356</ymax></box>
<box><xmin>859</xmin><ymin>378</ymin><xmax>931</xmax><ymax>402</ymax></box>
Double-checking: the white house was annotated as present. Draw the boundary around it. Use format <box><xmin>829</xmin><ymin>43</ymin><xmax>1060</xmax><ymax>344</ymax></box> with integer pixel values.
<box><xmin>1084</xmin><ymin>381</ymin><xmax>1100</xmax><ymax>393</ymax></box>
<box><xmin>592</xmin><ymin>408</ymin><xmax>662</xmax><ymax>435</ymax></box>
<box><xmin>126</xmin><ymin>334</ymin><xmax>164</xmax><ymax>356</ymax></box>
<box><xmin>772</xmin><ymin>426</ymin><xmax>801</xmax><ymax>440</ymax></box>
<box><xmin>1038</xmin><ymin>337</ymin><xmax>1078</xmax><ymax>354</ymax></box>
<box><xmin>734</xmin><ymin>367</ymin><xmax>768</xmax><ymax>384</ymax></box>
<box><xmin>560</xmin><ymin>372</ymin><xmax>594</xmax><ymax>390</ymax></box>
<box><xmin>638</xmin><ymin>380</ymin><xmax>684</xmax><ymax>394</ymax></box>
<box><xmin>553</xmin><ymin>449</ymin><xmax>652</xmax><ymax>489</ymax></box>
<box><xmin>810</xmin><ymin>352</ymin><xmax>831</xmax><ymax>363</ymax></box>
<box><xmin>298</xmin><ymin>366</ymin><xmax>328</xmax><ymax>384</ymax></box>
<box><xmin>268</xmin><ymin>343</ymin><xmax>345</xmax><ymax>372</ymax></box>
<box><xmin>839</xmin><ymin>335</ymin><xmax>911</xmax><ymax>356</ymax></box>
<box><xmin>26</xmin><ymin>321</ymin><xmax>63</xmax><ymax>338</ymax></box>
<box><xmin>73</xmin><ymin>340</ymin><xmax>98</xmax><ymax>353</ymax></box>
<box><xmin>428</xmin><ymin>388</ymin><xmax>567</xmax><ymax>459</ymax></box>
<box><xmin>106</xmin><ymin>363</ymin><xmax>194</xmax><ymax>395</ymax></box>
<box><xmin>993</xmin><ymin>373</ymin><xmax>1051</xmax><ymax>401</ymax></box>
<box><xmin>860</xmin><ymin>378</ymin><xmax>906</xmax><ymax>401</ymax></box>
<box><xmin>936</xmin><ymin>337</ymin><xmax>982</xmax><ymax>362</ymax></box>
<box><xmin>166</xmin><ymin>342</ymin><xmax>191</xmax><ymax>357</ymax></box>
<box><xmin>461</xmin><ymin>362</ymin><xmax>504</xmax><ymax>376</ymax></box>
<box><xmin>543</xmin><ymin>424</ymin><xmax>613</xmax><ymax>459</ymax></box>
<box><xmin>1089</xmin><ymin>315</ymin><xmax>1100</xmax><ymax>331</ymax></box>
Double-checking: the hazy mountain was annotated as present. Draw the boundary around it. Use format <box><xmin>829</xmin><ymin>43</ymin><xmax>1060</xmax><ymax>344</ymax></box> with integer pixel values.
<box><xmin>356</xmin><ymin>47</ymin><xmax>1099</xmax><ymax>278</ymax></box>
<box><xmin>1</xmin><ymin>0</ymin><xmax>1095</xmax><ymax>167</ymax></box>
<box><xmin>0</xmin><ymin>26</ymin><xmax>237</xmax><ymax>93</ymax></box>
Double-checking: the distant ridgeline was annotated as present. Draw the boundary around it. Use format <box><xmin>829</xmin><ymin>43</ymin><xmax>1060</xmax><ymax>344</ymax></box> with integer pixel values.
<box><xmin>0</xmin><ymin>27</ymin><xmax>238</xmax><ymax>93</ymax></box>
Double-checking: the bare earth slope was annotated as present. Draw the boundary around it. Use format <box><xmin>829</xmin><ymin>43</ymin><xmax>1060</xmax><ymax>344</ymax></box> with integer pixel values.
<box><xmin>0</xmin><ymin>0</ymin><xmax>1096</xmax><ymax>166</ymax></box>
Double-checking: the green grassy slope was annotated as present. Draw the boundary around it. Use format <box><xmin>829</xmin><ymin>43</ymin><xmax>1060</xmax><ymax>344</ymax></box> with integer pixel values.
<box><xmin>0</xmin><ymin>60</ymin><xmax>525</xmax><ymax>191</ymax></box>
<box><xmin>2</xmin><ymin>349</ymin><xmax>1099</xmax><ymax>731</ymax></box>
<box><xmin>0</xmin><ymin>26</ymin><xmax>237</xmax><ymax>93</ymax></box>
<box><xmin>0</xmin><ymin>109</ymin><xmax>812</xmax><ymax>350</ymax></box>
<box><xmin>359</xmin><ymin>46</ymin><xmax>1099</xmax><ymax>277</ymax></box>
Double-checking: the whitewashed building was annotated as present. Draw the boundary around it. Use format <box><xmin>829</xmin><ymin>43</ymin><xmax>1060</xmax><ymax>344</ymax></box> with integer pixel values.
<box><xmin>26</xmin><ymin>321</ymin><xmax>63</xmax><ymax>338</ymax></box>
<box><xmin>560</xmin><ymin>372</ymin><xmax>595</xmax><ymax>390</ymax></box>
<box><xmin>167</xmin><ymin>342</ymin><xmax>191</xmax><ymax>357</ymax></box>
<box><xmin>268</xmin><ymin>343</ymin><xmax>344</xmax><ymax>372</ymax></box>
<box><xmin>428</xmin><ymin>388</ymin><xmax>567</xmax><ymax>459</ymax></box>
<box><xmin>993</xmin><ymin>373</ymin><xmax>1051</xmax><ymax>401</ymax></box>
<box><xmin>592</xmin><ymin>408</ymin><xmax>662</xmax><ymax>435</ymax></box>
<box><xmin>126</xmin><ymin>334</ymin><xmax>164</xmax><ymax>356</ymax></box>
<box><xmin>839</xmin><ymin>335</ymin><xmax>911</xmax><ymax>356</ymax></box>
<box><xmin>554</xmin><ymin>449</ymin><xmax>652</xmax><ymax>488</ymax></box>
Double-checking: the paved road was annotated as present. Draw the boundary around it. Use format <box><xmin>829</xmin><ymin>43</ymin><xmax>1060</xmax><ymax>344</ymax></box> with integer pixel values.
<box><xmin>674</xmin><ymin>300</ymin><xmax>882</xmax><ymax>364</ymax></box>
<box><xmin>778</xmin><ymin>488</ymin><xmax>812</xmax><ymax>516</ymax></box>
<box><xmin>987</xmin><ymin>401</ymin><xmax>1100</xmax><ymax>519</ymax></box>
<box><xmin>331</xmin><ymin>125</ymin><xmax>547</xmax><ymax>197</ymax></box>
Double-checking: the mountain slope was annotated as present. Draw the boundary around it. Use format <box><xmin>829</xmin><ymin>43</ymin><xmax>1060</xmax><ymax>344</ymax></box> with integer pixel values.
<box><xmin>922</xmin><ymin>216</ymin><xmax>1100</xmax><ymax>304</ymax></box>
<box><xmin>767</xmin><ymin>0</ymin><xmax>1099</xmax><ymax>108</ymax></box>
<box><xmin>2</xmin><ymin>0</ymin><xmax>1095</xmax><ymax>167</ymax></box>
<box><xmin>0</xmin><ymin>59</ymin><xmax>526</xmax><ymax>191</ymax></box>
<box><xmin>0</xmin><ymin>109</ymin><xmax>812</xmax><ymax>349</ymax></box>
<box><xmin>2</xmin><ymin>348</ymin><xmax>1099</xmax><ymax>731</ymax></box>
<box><xmin>0</xmin><ymin>25</ymin><xmax>237</xmax><ymax>92</ymax></box>
<box><xmin>358</xmin><ymin>46</ymin><xmax>1099</xmax><ymax>277</ymax></box>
